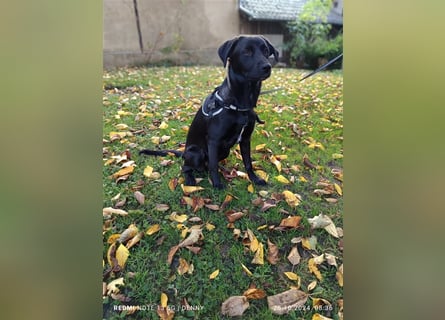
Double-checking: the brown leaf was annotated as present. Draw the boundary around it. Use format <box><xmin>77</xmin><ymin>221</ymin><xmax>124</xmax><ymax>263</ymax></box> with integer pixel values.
<box><xmin>267</xmin><ymin>239</ymin><xmax>279</xmax><ymax>265</ymax></box>
<box><xmin>185</xmin><ymin>246</ymin><xmax>202</xmax><ymax>255</ymax></box>
<box><xmin>118</xmin><ymin>224</ymin><xmax>139</xmax><ymax>243</ymax></box>
<box><xmin>243</xmin><ymin>288</ymin><xmax>267</xmax><ymax>300</ymax></box>
<box><xmin>225</xmin><ymin>210</ymin><xmax>245</xmax><ymax>223</ymax></box>
<box><xmin>279</xmin><ymin>216</ymin><xmax>302</xmax><ymax>228</ymax></box>
<box><xmin>287</xmin><ymin>246</ymin><xmax>301</xmax><ymax>265</ymax></box>
<box><xmin>111</xmin><ymin>165</ymin><xmax>135</xmax><ymax>179</ymax></box>
<box><xmin>303</xmin><ymin>154</ymin><xmax>317</xmax><ymax>169</ymax></box>
<box><xmin>168</xmin><ymin>178</ymin><xmax>178</xmax><ymax>191</ymax></box>
<box><xmin>178</xmin><ymin>228</ymin><xmax>203</xmax><ymax>248</ymax></box>
<box><xmin>134</xmin><ymin>191</ymin><xmax>145</xmax><ymax>205</ymax></box>
<box><xmin>126</xmin><ymin>231</ymin><xmax>144</xmax><ymax>249</ymax></box>
<box><xmin>220</xmin><ymin>194</ymin><xmax>233</xmax><ymax>211</ymax></box>
<box><xmin>155</xmin><ymin>203</ymin><xmax>170</xmax><ymax>212</ymax></box>
<box><xmin>157</xmin><ymin>307</ymin><xmax>174</xmax><ymax>320</ymax></box>
<box><xmin>204</xmin><ymin>203</ymin><xmax>220</xmax><ymax>211</ymax></box>
<box><xmin>251</xmin><ymin>242</ymin><xmax>264</xmax><ymax>265</ymax></box>
<box><xmin>221</xmin><ymin>296</ymin><xmax>249</xmax><ymax>317</ymax></box>
<box><xmin>167</xmin><ymin>245</ymin><xmax>180</xmax><ymax>265</ymax></box>
<box><xmin>261</xmin><ymin>199</ymin><xmax>277</xmax><ymax>212</ymax></box>
<box><xmin>267</xmin><ymin>289</ymin><xmax>308</xmax><ymax>315</ymax></box>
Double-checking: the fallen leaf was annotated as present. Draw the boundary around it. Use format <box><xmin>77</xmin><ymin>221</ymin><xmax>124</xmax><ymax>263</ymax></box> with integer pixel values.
<box><xmin>118</xmin><ymin>223</ymin><xmax>139</xmax><ymax>243</ymax></box>
<box><xmin>155</xmin><ymin>203</ymin><xmax>170</xmax><ymax>212</ymax></box>
<box><xmin>241</xmin><ymin>263</ymin><xmax>253</xmax><ymax>276</ymax></box>
<box><xmin>220</xmin><ymin>194</ymin><xmax>233</xmax><ymax>210</ymax></box>
<box><xmin>282</xmin><ymin>190</ymin><xmax>302</xmax><ymax>207</ymax></box>
<box><xmin>279</xmin><ymin>216</ymin><xmax>302</xmax><ymax>228</ymax></box>
<box><xmin>312</xmin><ymin>314</ymin><xmax>333</xmax><ymax>320</ymax></box>
<box><xmin>168</xmin><ymin>178</ymin><xmax>178</xmax><ymax>191</ymax></box>
<box><xmin>303</xmin><ymin>154</ymin><xmax>317</xmax><ymax>169</ymax></box>
<box><xmin>205</xmin><ymin>222</ymin><xmax>215</xmax><ymax>231</ymax></box>
<box><xmin>336</xmin><ymin>263</ymin><xmax>343</xmax><ymax>287</ymax></box>
<box><xmin>177</xmin><ymin>258</ymin><xmax>190</xmax><ymax>275</ymax></box>
<box><xmin>325</xmin><ymin>253</ymin><xmax>338</xmax><ymax>267</ymax></box>
<box><xmin>243</xmin><ymin>288</ymin><xmax>267</xmax><ymax>300</ymax></box>
<box><xmin>255</xmin><ymin>170</ymin><xmax>269</xmax><ymax>182</ymax></box>
<box><xmin>157</xmin><ymin>306</ymin><xmax>175</xmax><ymax>320</ymax></box>
<box><xmin>255</xmin><ymin>143</ymin><xmax>267</xmax><ymax>151</ymax></box>
<box><xmin>267</xmin><ymin>289</ymin><xmax>308</xmax><ymax>315</ymax></box>
<box><xmin>284</xmin><ymin>271</ymin><xmax>299</xmax><ymax>281</ymax></box>
<box><xmin>167</xmin><ymin>245</ymin><xmax>180</xmax><ymax>265</ymax></box>
<box><xmin>308</xmin><ymin>214</ymin><xmax>339</xmax><ymax>238</ymax></box>
<box><xmin>225</xmin><ymin>210</ymin><xmax>244</xmax><ymax>223</ymax></box>
<box><xmin>107</xmin><ymin>234</ymin><xmax>121</xmax><ymax>244</ymax></box>
<box><xmin>221</xmin><ymin>296</ymin><xmax>249</xmax><ymax>317</ymax></box>
<box><xmin>111</xmin><ymin>165</ymin><xmax>135</xmax><ymax>179</ymax></box>
<box><xmin>307</xmin><ymin>280</ymin><xmax>317</xmax><ymax>291</ymax></box>
<box><xmin>159</xmin><ymin>121</ymin><xmax>168</xmax><ymax>129</ymax></box>
<box><xmin>169</xmin><ymin>212</ymin><xmax>188</xmax><ymax>223</ymax></box>
<box><xmin>312</xmin><ymin>298</ymin><xmax>331</xmax><ymax>307</ymax></box>
<box><xmin>334</xmin><ymin>183</ymin><xmax>343</xmax><ymax>196</ymax></box>
<box><xmin>178</xmin><ymin>227</ymin><xmax>203</xmax><ymax>248</ymax></box>
<box><xmin>103</xmin><ymin>207</ymin><xmax>128</xmax><ymax>217</ymax></box>
<box><xmin>209</xmin><ymin>269</ymin><xmax>220</xmax><ymax>280</ymax></box>
<box><xmin>161</xmin><ymin>292</ymin><xmax>168</xmax><ymax>308</ymax></box>
<box><xmin>308</xmin><ymin>258</ymin><xmax>323</xmax><ymax>281</ymax></box>
<box><xmin>246</xmin><ymin>229</ymin><xmax>259</xmax><ymax>252</ymax></box>
<box><xmin>146</xmin><ymin>224</ymin><xmax>160</xmax><ymax>235</ymax></box>
<box><xmin>181</xmin><ymin>184</ymin><xmax>204</xmax><ymax>194</ymax></box>
<box><xmin>247</xmin><ymin>184</ymin><xmax>254</xmax><ymax>193</ymax></box>
<box><xmin>275</xmin><ymin>175</ymin><xmax>291</xmax><ymax>184</ymax></box>
<box><xmin>134</xmin><ymin>191</ymin><xmax>145</xmax><ymax>205</ymax></box>
<box><xmin>126</xmin><ymin>231</ymin><xmax>144</xmax><ymax>249</ymax></box>
<box><xmin>267</xmin><ymin>239</ymin><xmax>279</xmax><ymax>265</ymax></box>
<box><xmin>269</xmin><ymin>155</ymin><xmax>282</xmax><ymax>172</ymax></box>
<box><xmin>143</xmin><ymin>165</ymin><xmax>154</xmax><ymax>178</ymax></box>
<box><xmin>106</xmin><ymin>277</ymin><xmax>124</xmax><ymax>295</ymax></box>
<box><xmin>251</xmin><ymin>242</ymin><xmax>264</xmax><ymax>265</ymax></box>
<box><xmin>287</xmin><ymin>246</ymin><xmax>301</xmax><ymax>265</ymax></box>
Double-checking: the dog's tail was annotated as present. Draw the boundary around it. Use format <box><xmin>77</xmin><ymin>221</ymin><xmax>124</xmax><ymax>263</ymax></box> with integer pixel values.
<box><xmin>139</xmin><ymin>149</ymin><xmax>183</xmax><ymax>157</ymax></box>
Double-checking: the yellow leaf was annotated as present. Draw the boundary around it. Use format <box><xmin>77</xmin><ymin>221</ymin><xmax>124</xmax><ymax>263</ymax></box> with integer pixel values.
<box><xmin>126</xmin><ymin>231</ymin><xmax>144</xmax><ymax>249</ymax></box>
<box><xmin>332</xmin><ymin>153</ymin><xmax>343</xmax><ymax>159</ymax></box>
<box><xmin>112</xmin><ymin>165</ymin><xmax>134</xmax><ymax>179</ymax></box>
<box><xmin>241</xmin><ymin>263</ymin><xmax>253</xmax><ymax>276</ymax></box>
<box><xmin>146</xmin><ymin>224</ymin><xmax>160</xmax><ymax>235</ymax></box>
<box><xmin>118</xmin><ymin>223</ymin><xmax>139</xmax><ymax>243</ymax></box>
<box><xmin>151</xmin><ymin>136</ymin><xmax>160</xmax><ymax>145</ymax></box>
<box><xmin>336</xmin><ymin>264</ymin><xmax>343</xmax><ymax>287</ymax></box>
<box><xmin>181</xmin><ymin>184</ymin><xmax>204</xmax><ymax>194</ymax></box>
<box><xmin>143</xmin><ymin>165</ymin><xmax>154</xmax><ymax>178</ymax></box>
<box><xmin>177</xmin><ymin>258</ymin><xmax>190</xmax><ymax>275</ymax></box>
<box><xmin>116</xmin><ymin>244</ymin><xmax>129</xmax><ymax>268</ymax></box>
<box><xmin>168</xmin><ymin>178</ymin><xmax>178</xmax><ymax>191</ymax></box>
<box><xmin>284</xmin><ymin>271</ymin><xmax>299</xmax><ymax>281</ymax></box>
<box><xmin>312</xmin><ymin>314</ymin><xmax>333</xmax><ymax>320</ymax></box>
<box><xmin>255</xmin><ymin>143</ymin><xmax>267</xmax><ymax>151</ymax></box>
<box><xmin>282</xmin><ymin>190</ymin><xmax>301</xmax><ymax>207</ymax></box>
<box><xmin>299</xmin><ymin>176</ymin><xmax>308</xmax><ymax>182</ymax></box>
<box><xmin>247</xmin><ymin>184</ymin><xmax>254</xmax><ymax>193</ymax></box>
<box><xmin>106</xmin><ymin>277</ymin><xmax>124</xmax><ymax>295</ymax></box>
<box><xmin>255</xmin><ymin>170</ymin><xmax>269</xmax><ymax>182</ymax></box>
<box><xmin>269</xmin><ymin>155</ymin><xmax>282</xmax><ymax>172</ymax></box>
<box><xmin>308</xmin><ymin>258</ymin><xmax>322</xmax><ymax>281</ymax></box>
<box><xmin>302</xmin><ymin>236</ymin><xmax>317</xmax><ymax>250</ymax></box>
<box><xmin>205</xmin><ymin>222</ymin><xmax>216</xmax><ymax>231</ymax></box>
<box><xmin>169</xmin><ymin>212</ymin><xmax>188</xmax><ymax>223</ymax></box>
<box><xmin>334</xmin><ymin>183</ymin><xmax>343</xmax><ymax>196</ymax></box>
<box><xmin>307</xmin><ymin>280</ymin><xmax>317</xmax><ymax>291</ymax></box>
<box><xmin>275</xmin><ymin>175</ymin><xmax>290</xmax><ymax>184</ymax></box>
<box><xmin>209</xmin><ymin>269</ymin><xmax>220</xmax><ymax>279</ymax></box>
<box><xmin>107</xmin><ymin>234</ymin><xmax>121</xmax><ymax>244</ymax></box>
<box><xmin>251</xmin><ymin>242</ymin><xmax>264</xmax><ymax>265</ymax></box>
<box><xmin>246</xmin><ymin>229</ymin><xmax>259</xmax><ymax>252</ymax></box>
<box><xmin>243</xmin><ymin>288</ymin><xmax>267</xmax><ymax>300</ymax></box>
<box><xmin>115</xmin><ymin>123</ymin><xmax>129</xmax><ymax>130</ymax></box>
<box><xmin>279</xmin><ymin>216</ymin><xmax>302</xmax><ymax>228</ymax></box>
<box><xmin>159</xmin><ymin>121</ymin><xmax>168</xmax><ymax>129</ymax></box>
<box><xmin>160</xmin><ymin>292</ymin><xmax>168</xmax><ymax>308</ymax></box>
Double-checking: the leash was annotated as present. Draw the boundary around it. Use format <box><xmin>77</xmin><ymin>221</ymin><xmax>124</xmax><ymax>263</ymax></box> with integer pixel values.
<box><xmin>260</xmin><ymin>53</ymin><xmax>343</xmax><ymax>95</ymax></box>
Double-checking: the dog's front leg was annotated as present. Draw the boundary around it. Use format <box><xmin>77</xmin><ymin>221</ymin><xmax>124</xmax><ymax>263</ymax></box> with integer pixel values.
<box><xmin>208</xmin><ymin>140</ymin><xmax>224</xmax><ymax>189</ymax></box>
<box><xmin>240</xmin><ymin>139</ymin><xmax>267</xmax><ymax>186</ymax></box>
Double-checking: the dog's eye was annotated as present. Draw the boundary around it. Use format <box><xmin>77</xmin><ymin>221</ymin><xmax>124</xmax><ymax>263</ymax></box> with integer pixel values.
<box><xmin>261</xmin><ymin>46</ymin><xmax>269</xmax><ymax>56</ymax></box>
<box><xmin>242</xmin><ymin>48</ymin><xmax>253</xmax><ymax>56</ymax></box>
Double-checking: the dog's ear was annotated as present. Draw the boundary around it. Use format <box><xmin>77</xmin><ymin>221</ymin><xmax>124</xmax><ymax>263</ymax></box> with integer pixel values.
<box><xmin>218</xmin><ymin>37</ymin><xmax>239</xmax><ymax>67</ymax></box>
<box><xmin>261</xmin><ymin>36</ymin><xmax>279</xmax><ymax>63</ymax></box>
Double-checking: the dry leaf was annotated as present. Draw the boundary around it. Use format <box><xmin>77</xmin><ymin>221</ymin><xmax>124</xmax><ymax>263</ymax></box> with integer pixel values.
<box><xmin>243</xmin><ymin>288</ymin><xmax>267</xmax><ymax>300</ymax></box>
<box><xmin>115</xmin><ymin>244</ymin><xmax>130</xmax><ymax>268</ymax></box>
<box><xmin>325</xmin><ymin>253</ymin><xmax>338</xmax><ymax>267</ymax></box>
<box><xmin>126</xmin><ymin>231</ymin><xmax>144</xmax><ymax>249</ymax></box>
<box><xmin>106</xmin><ymin>277</ymin><xmax>124</xmax><ymax>295</ymax></box>
<box><xmin>313</xmin><ymin>253</ymin><xmax>325</xmax><ymax>265</ymax></box>
<box><xmin>143</xmin><ymin>165</ymin><xmax>153</xmax><ymax>178</ymax></box>
<box><xmin>267</xmin><ymin>239</ymin><xmax>279</xmax><ymax>265</ymax></box>
<box><xmin>287</xmin><ymin>246</ymin><xmax>301</xmax><ymax>265</ymax></box>
<box><xmin>279</xmin><ymin>216</ymin><xmax>302</xmax><ymax>228</ymax></box>
<box><xmin>169</xmin><ymin>212</ymin><xmax>188</xmax><ymax>223</ymax></box>
<box><xmin>118</xmin><ymin>224</ymin><xmax>139</xmax><ymax>243</ymax></box>
<box><xmin>159</xmin><ymin>121</ymin><xmax>168</xmax><ymax>129</ymax></box>
<box><xmin>275</xmin><ymin>175</ymin><xmax>291</xmax><ymax>184</ymax></box>
<box><xmin>209</xmin><ymin>269</ymin><xmax>220</xmax><ymax>280</ymax></box>
<box><xmin>155</xmin><ymin>203</ymin><xmax>170</xmax><ymax>212</ymax></box>
<box><xmin>241</xmin><ymin>263</ymin><xmax>253</xmax><ymax>276</ymax></box>
<box><xmin>221</xmin><ymin>296</ymin><xmax>249</xmax><ymax>317</ymax></box>
<box><xmin>336</xmin><ymin>263</ymin><xmax>343</xmax><ymax>287</ymax></box>
<box><xmin>168</xmin><ymin>178</ymin><xmax>178</xmax><ymax>191</ymax></box>
<box><xmin>177</xmin><ymin>258</ymin><xmax>190</xmax><ymax>275</ymax></box>
<box><xmin>167</xmin><ymin>245</ymin><xmax>180</xmax><ymax>265</ymax></box>
<box><xmin>103</xmin><ymin>207</ymin><xmax>128</xmax><ymax>217</ymax></box>
<box><xmin>225</xmin><ymin>210</ymin><xmax>244</xmax><ymax>223</ymax></box>
<box><xmin>284</xmin><ymin>271</ymin><xmax>299</xmax><ymax>281</ymax></box>
<box><xmin>247</xmin><ymin>184</ymin><xmax>254</xmax><ymax>193</ymax></box>
<box><xmin>307</xmin><ymin>280</ymin><xmax>317</xmax><ymax>291</ymax></box>
<box><xmin>157</xmin><ymin>306</ymin><xmax>175</xmax><ymax>320</ymax></box>
<box><xmin>282</xmin><ymin>190</ymin><xmax>301</xmax><ymax>207</ymax></box>
<box><xmin>308</xmin><ymin>258</ymin><xmax>323</xmax><ymax>281</ymax></box>
<box><xmin>160</xmin><ymin>292</ymin><xmax>168</xmax><ymax>308</ymax></box>
<box><xmin>134</xmin><ymin>191</ymin><xmax>145</xmax><ymax>205</ymax></box>
<box><xmin>269</xmin><ymin>155</ymin><xmax>282</xmax><ymax>172</ymax></box>
<box><xmin>220</xmin><ymin>194</ymin><xmax>233</xmax><ymax>210</ymax></box>
<box><xmin>334</xmin><ymin>183</ymin><xmax>343</xmax><ymax>196</ymax></box>
<box><xmin>255</xmin><ymin>170</ymin><xmax>269</xmax><ymax>182</ymax></box>
<box><xmin>308</xmin><ymin>214</ymin><xmax>339</xmax><ymax>238</ymax></box>
<box><xmin>107</xmin><ymin>234</ymin><xmax>121</xmax><ymax>244</ymax></box>
<box><xmin>312</xmin><ymin>314</ymin><xmax>333</xmax><ymax>320</ymax></box>
<box><xmin>205</xmin><ymin>222</ymin><xmax>215</xmax><ymax>231</ymax></box>
<box><xmin>267</xmin><ymin>289</ymin><xmax>308</xmax><ymax>315</ymax></box>
<box><xmin>178</xmin><ymin>227</ymin><xmax>203</xmax><ymax>248</ymax></box>
<box><xmin>255</xmin><ymin>143</ymin><xmax>267</xmax><ymax>151</ymax></box>
<box><xmin>112</xmin><ymin>165</ymin><xmax>135</xmax><ymax>179</ymax></box>
<box><xmin>246</xmin><ymin>229</ymin><xmax>259</xmax><ymax>252</ymax></box>
<box><xmin>181</xmin><ymin>184</ymin><xmax>204</xmax><ymax>194</ymax></box>
<box><xmin>146</xmin><ymin>224</ymin><xmax>160</xmax><ymax>235</ymax></box>
<box><xmin>251</xmin><ymin>242</ymin><xmax>264</xmax><ymax>265</ymax></box>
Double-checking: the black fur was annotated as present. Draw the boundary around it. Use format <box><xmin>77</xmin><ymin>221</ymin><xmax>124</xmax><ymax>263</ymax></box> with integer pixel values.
<box><xmin>140</xmin><ymin>35</ymin><xmax>278</xmax><ymax>189</ymax></box>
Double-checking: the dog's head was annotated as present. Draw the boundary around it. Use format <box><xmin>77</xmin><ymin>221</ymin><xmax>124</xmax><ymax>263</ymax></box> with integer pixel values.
<box><xmin>218</xmin><ymin>35</ymin><xmax>279</xmax><ymax>81</ymax></box>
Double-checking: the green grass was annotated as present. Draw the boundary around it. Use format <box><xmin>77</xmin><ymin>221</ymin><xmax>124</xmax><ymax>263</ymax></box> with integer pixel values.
<box><xmin>103</xmin><ymin>66</ymin><xmax>343</xmax><ymax>319</ymax></box>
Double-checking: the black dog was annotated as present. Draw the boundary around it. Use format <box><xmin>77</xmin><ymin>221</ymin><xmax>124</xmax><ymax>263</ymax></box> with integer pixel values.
<box><xmin>140</xmin><ymin>35</ymin><xmax>279</xmax><ymax>189</ymax></box>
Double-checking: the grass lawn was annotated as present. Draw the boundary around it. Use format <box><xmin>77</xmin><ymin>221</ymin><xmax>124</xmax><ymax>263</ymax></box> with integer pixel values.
<box><xmin>102</xmin><ymin>66</ymin><xmax>343</xmax><ymax>319</ymax></box>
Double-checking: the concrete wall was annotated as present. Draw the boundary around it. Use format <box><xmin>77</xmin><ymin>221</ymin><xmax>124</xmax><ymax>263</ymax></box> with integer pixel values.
<box><xmin>103</xmin><ymin>0</ymin><xmax>241</xmax><ymax>68</ymax></box>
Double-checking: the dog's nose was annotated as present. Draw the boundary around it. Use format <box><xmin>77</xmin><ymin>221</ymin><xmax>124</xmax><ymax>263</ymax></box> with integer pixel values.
<box><xmin>262</xmin><ymin>64</ymin><xmax>271</xmax><ymax>73</ymax></box>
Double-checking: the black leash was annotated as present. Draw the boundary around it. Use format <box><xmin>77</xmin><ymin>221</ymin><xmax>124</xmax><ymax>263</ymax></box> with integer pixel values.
<box><xmin>260</xmin><ymin>53</ymin><xmax>343</xmax><ymax>95</ymax></box>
